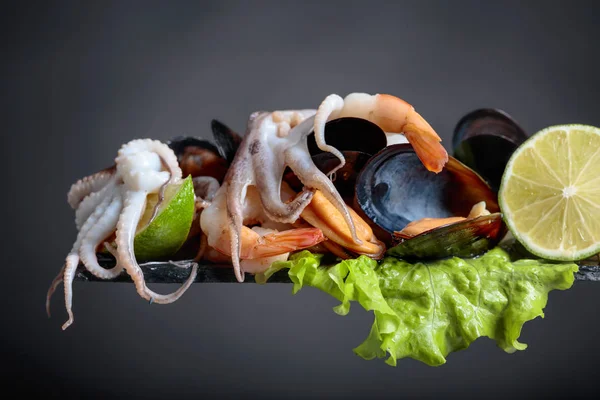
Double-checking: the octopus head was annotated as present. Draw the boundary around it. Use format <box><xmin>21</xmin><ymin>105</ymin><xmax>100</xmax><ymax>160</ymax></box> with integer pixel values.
<box><xmin>116</xmin><ymin>140</ymin><xmax>180</xmax><ymax>193</ymax></box>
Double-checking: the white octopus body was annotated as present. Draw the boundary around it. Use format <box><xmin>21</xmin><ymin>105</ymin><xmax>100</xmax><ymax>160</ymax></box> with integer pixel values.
<box><xmin>47</xmin><ymin>138</ymin><xmax>198</xmax><ymax>330</ymax></box>
<box><xmin>202</xmin><ymin>109</ymin><xmax>363</xmax><ymax>283</ymax></box>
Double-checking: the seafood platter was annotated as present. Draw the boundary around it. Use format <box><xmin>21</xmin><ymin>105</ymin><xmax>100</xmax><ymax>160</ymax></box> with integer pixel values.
<box><xmin>46</xmin><ymin>92</ymin><xmax>600</xmax><ymax>367</ymax></box>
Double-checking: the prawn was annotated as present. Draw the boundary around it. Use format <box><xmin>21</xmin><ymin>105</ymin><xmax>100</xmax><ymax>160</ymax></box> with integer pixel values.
<box><xmin>313</xmin><ymin>92</ymin><xmax>449</xmax><ymax>177</ymax></box>
<box><xmin>199</xmin><ymin>182</ymin><xmax>326</xmax><ymax>270</ymax></box>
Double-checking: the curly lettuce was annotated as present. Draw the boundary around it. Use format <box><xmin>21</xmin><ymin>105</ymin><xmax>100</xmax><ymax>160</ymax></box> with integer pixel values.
<box><xmin>256</xmin><ymin>248</ymin><xmax>579</xmax><ymax>367</ymax></box>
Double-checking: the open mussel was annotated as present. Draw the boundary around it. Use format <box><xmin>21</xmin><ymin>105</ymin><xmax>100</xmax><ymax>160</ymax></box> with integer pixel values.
<box><xmin>353</xmin><ymin>143</ymin><xmax>506</xmax><ymax>260</ymax></box>
<box><xmin>168</xmin><ymin>119</ymin><xmax>243</xmax><ymax>182</ymax></box>
<box><xmin>285</xmin><ymin>117</ymin><xmax>389</xmax><ymax>198</ymax></box>
<box><xmin>211</xmin><ymin>119</ymin><xmax>243</xmax><ymax>163</ymax></box>
<box><xmin>387</xmin><ymin>213</ymin><xmax>506</xmax><ymax>260</ymax></box>
<box><xmin>452</xmin><ymin>108</ymin><xmax>529</xmax><ymax>192</ymax></box>
<box><xmin>311</xmin><ymin>151</ymin><xmax>372</xmax><ymax>202</ymax></box>
<box><xmin>168</xmin><ymin>136</ymin><xmax>229</xmax><ymax>182</ymax></box>
<box><xmin>307</xmin><ymin>117</ymin><xmax>388</xmax><ymax>156</ymax></box>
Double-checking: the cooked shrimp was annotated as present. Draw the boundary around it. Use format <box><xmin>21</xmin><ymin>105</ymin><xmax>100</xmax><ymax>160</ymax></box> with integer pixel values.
<box><xmin>313</xmin><ymin>93</ymin><xmax>448</xmax><ymax>176</ymax></box>
<box><xmin>240</xmin><ymin>227</ymin><xmax>293</xmax><ymax>273</ymax></box>
<box><xmin>199</xmin><ymin>182</ymin><xmax>326</xmax><ymax>271</ymax></box>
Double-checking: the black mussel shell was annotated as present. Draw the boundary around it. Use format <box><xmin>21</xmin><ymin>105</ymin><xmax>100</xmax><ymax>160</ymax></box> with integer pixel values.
<box><xmin>168</xmin><ymin>136</ymin><xmax>220</xmax><ymax>157</ymax></box>
<box><xmin>167</xmin><ymin>136</ymin><xmax>229</xmax><ymax>182</ymax></box>
<box><xmin>211</xmin><ymin>119</ymin><xmax>243</xmax><ymax>163</ymax></box>
<box><xmin>311</xmin><ymin>151</ymin><xmax>372</xmax><ymax>201</ymax></box>
<box><xmin>307</xmin><ymin>117</ymin><xmax>388</xmax><ymax>157</ymax></box>
<box><xmin>387</xmin><ymin>213</ymin><xmax>506</xmax><ymax>260</ymax></box>
<box><xmin>452</xmin><ymin>108</ymin><xmax>529</xmax><ymax>192</ymax></box>
<box><xmin>353</xmin><ymin>143</ymin><xmax>502</xmax><ymax>253</ymax></box>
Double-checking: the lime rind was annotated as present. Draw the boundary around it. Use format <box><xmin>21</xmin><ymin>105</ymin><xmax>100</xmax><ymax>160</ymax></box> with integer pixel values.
<box><xmin>498</xmin><ymin>124</ymin><xmax>600</xmax><ymax>262</ymax></box>
<box><xmin>132</xmin><ymin>175</ymin><xmax>196</xmax><ymax>261</ymax></box>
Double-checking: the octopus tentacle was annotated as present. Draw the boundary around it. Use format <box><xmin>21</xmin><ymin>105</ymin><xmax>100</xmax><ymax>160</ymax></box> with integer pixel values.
<box><xmin>46</xmin><ymin>264</ymin><xmax>65</xmax><ymax>317</ymax></box>
<box><xmin>285</xmin><ymin>141</ymin><xmax>362</xmax><ymax>245</ymax></box>
<box><xmin>259</xmin><ymin>187</ymin><xmax>315</xmax><ymax>225</ymax></box>
<box><xmin>75</xmin><ymin>175</ymin><xmax>118</xmax><ymax>230</ymax></box>
<box><xmin>78</xmin><ymin>193</ymin><xmax>124</xmax><ymax>280</ymax></box>
<box><xmin>67</xmin><ymin>166</ymin><xmax>116</xmax><ymax>209</ymax></box>
<box><xmin>115</xmin><ymin>190</ymin><xmax>152</xmax><ymax>300</ymax></box>
<box><xmin>115</xmin><ymin>190</ymin><xmax>197</xmax><ymax>304</ymax></box>
<box><xmin>148</xmin><ymin>263</ymin><xmax>198</xmax><ymax>304</ymax></box>
<box><xmin>313</xmin><ymin>94</ymin><xmax>346</xmax><ymax>177</ymax></box>
<box><xmin>103</xmin><ymin>242</ymin><xmax>124</xmax><ymax>275</ymax></box>
<box><xmin>252</xmin><ymin>148</ymin><xmax>314</xmax><ymax>224</ymax></box>
<box><xmin>61</xmin><ymin>254</ymin><xmax>80</xmax><ymax>330</ymax></box>
<box><xmin>225</xmin><ymin>180</ymin><xmax>247</xmax><ymax>283</ymax></box>
<box><xmin>59</xmin><ymin>191</ymin><xmax>115</xmax><ymax>329</ymax></box>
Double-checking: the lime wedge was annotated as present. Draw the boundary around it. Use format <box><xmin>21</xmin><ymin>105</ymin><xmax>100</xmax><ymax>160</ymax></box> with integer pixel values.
<box><xmin>498</xmin><ymin>124</ymin><xmax>600</xmax><ymax>261</ymax></box>
<box><xmin>132</xmin><ymin>175</ymin><xmax>195</xmax><ymax>261</ymax></box>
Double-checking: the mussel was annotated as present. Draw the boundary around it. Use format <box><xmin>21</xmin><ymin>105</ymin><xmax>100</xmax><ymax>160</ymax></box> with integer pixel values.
<box><xmin>168</xmin><ymin>119</ymin><xmax>243</xmax><ymax>182</ymax></box>
<box><xmin>211</xmin><ymin>119</ymin><xmax>244</xmax><ymax>163</ymax></box>
<box><xmin>284</xmin><ymin>117</ymin><xmax>389</xmax><ymax>200</ymax></box>
<box><xmin>307</xmin><ymin>117</ymin><xmax>388</xmax><ymax>157</ymax></box>
<box><xmin>311</xmin><ymin>151</ymin><xmax>372</xmax><ymax>202</ymax></box>
<box><xmin>353</xmin><ymin>143</ymin><xmax>506</xmax><ymax>260</ymax></box>
<box><xmin>167</xmin><ymin>120</ymin><xmax>244</xmax><ymax>258</ymax></box>
<box><xmin>452</xmin><ymin>108</ymin><xmax>529</xmax><ymax>192</ymax></box>
<box><xmin>387</xmin><ymin>213</ymin><xmax>506</xmax><ymax>260</ymax></box>
<box><xmin>168</xmin><ymin>136</ymin><xmax>229</xmax><ymax>181</ymax></box>
<box><xmin>308</xmin><ymin>117</ymin><xmax>388</xmax><ymax>193</ymax></box>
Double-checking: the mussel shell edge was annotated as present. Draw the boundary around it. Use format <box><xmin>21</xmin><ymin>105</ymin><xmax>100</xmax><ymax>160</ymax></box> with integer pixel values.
<box><xmin>307</xmin><ymin>117</ymin><xmax>388</xmax><ymax>157</ymax></box>
<box><xmin>451</xmin><ymin>108</ymin><xmax>529</xmax><ymax>191</ymax></box>
<box><xmin>387</xmin><ymin>212</ymin><xmax>507</xmax><ymax>261</ymax></box>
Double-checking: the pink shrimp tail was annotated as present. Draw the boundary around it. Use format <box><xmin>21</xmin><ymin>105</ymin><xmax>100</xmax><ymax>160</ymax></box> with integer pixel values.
<box><xmin>404</xmin><ymin>128</ymin><xmax>448</xmax><ymax>174</ymax></box>
<box><xmin>372</xmin><ymin>94</ymin><xmax>448</xmax><ymax>173</ymax></box>
<box><xmin>245</xmin><ymin>228</ymin><xmax>326</xmax><ymax>259</ymax></box>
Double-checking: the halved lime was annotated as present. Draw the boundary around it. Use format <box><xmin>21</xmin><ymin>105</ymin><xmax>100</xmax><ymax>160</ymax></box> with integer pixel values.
<box><xmin>498</xmin><ymin>124</ymin><xmax>600</xmax><ymax>261</ymax></box>
<box><xmin>131</xmin><ymin>175</ymin><xmax>196</xmax><ymax>260</ymax></box>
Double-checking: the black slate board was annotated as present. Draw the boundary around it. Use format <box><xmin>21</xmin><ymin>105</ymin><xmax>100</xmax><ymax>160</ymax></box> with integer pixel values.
<box><xmin>73</xmin><ymin>245</ymin><xmax>600</xmax><ymax>284</ymax></box>
<box><xmin>73</xmin><ymin>254</ymin><xmax>292</xmax><ymax>283</ymax></box>
<box><xmin>575</xmin><ymin>265</ymin><xmax>600</xmax><ymax>282</ymax></box>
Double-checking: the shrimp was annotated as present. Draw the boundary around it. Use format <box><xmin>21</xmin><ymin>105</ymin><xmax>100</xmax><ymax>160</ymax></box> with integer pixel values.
<box><xmin>395</xmin><ymin>201</ymin><xmax>491</xmax><ymax>239</ymax></box>
<box><xmin>199</xmin><ymin>182</ymin><xmax>326</xmax><ymax>272</ymax></box>
<box><xmin>313</xmin><ymin>93</ymin><xmax>449</xmax><ymax>176</ymax></box>
<box><xmin>239</xmin><ymin>227</ymin><xmax>293</xmax><ymax>273</ymax></box>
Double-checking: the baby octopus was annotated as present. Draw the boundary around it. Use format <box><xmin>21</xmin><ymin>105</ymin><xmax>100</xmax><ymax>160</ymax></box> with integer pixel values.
<box><xmin>200</xmin><ymin>109</ymin><xmax>344</xmax><ymax>283</ymax></box>
<box><xmin>47</xmin><ymin>139</ymin><xmax>198</xmax><ymax>330</ymax></box>
<box><xmin>201</xmin><ymin>92</ymin><xmax>448</xmax><ymax>282</ymax></box>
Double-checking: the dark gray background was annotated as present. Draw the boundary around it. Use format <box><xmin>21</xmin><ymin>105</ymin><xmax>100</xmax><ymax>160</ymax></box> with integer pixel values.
<box><xmin>5</xmin><ymin>1</ymin><xmax>600</xmax><ymax>399</ymax></box>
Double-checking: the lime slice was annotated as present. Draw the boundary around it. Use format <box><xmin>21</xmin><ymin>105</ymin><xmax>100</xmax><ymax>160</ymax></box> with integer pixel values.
<box><xmin>498</xmin><ymin>124</ymin><xmax>600</xmax><ymax>261</ymax></box>
<box><xmin>131</xmin><ymin>175</ymin><xmax>195</xmax><ymax>261</ymax></box>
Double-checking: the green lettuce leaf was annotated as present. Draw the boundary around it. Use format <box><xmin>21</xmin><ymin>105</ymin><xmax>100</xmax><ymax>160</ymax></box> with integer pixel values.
<box><xmin>257</xmin><ymin>247</ymin><xmax>579</xmax><ymax>367</ymax></box>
